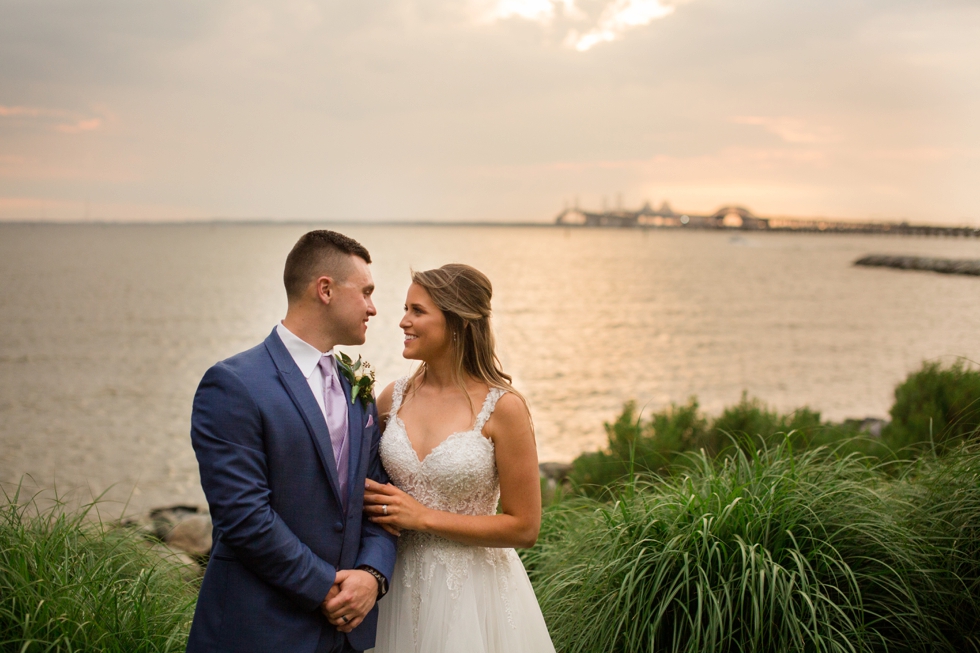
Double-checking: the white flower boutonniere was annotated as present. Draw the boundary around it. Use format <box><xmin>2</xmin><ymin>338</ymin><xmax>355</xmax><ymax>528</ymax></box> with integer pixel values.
<box><xmin>335</xmin><ymin>351</ymin><xmax>376</xmax><ymax>408</ymax></box>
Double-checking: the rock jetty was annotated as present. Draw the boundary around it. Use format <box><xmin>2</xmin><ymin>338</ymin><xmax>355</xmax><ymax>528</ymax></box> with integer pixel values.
<box><xmin>854</xmin><ymin>254</ymin><xmax>980</xmax><ymax>276</ymax></box>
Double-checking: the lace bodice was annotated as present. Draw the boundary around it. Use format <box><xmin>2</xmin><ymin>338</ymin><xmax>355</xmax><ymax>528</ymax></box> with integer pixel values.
<box><xmin>379</xmin><ymin>378</ymin><xmax>504</xmax><ymax>517</ymax></box>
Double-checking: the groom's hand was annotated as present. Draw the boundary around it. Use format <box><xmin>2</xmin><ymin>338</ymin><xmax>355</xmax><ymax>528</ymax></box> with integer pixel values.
<box><xmin>320</xmin><ymin>581</ymin><xmax>344</xmax><ymax>622</ymax></box>
<box><xmin>323</xmin><ymin>569</ymin><xmax>378</xmax><ymax>633</ymax></box>
<box><xmin>320</xmin><ymin>583</ymin><xmax>340</xmax><ymax>616</ymax></box>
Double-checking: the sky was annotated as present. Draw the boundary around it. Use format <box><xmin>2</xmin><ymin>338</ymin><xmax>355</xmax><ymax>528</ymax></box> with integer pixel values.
<box><xmin>1</xmin><ymin>0</ymin><xmax>978</xmax><ymax>224</ymax></box>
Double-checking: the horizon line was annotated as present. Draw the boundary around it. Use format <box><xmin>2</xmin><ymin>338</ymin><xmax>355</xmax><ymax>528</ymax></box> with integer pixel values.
<box><xmin>2</xmin><ymin>215</ymin><xmax>980</xmax><ymax>229</ymax></box>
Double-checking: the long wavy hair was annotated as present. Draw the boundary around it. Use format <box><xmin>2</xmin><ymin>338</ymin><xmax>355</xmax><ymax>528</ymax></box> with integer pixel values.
<box><xmin>406</xmin><ymin>264</ymin><xmax>529</xmax><ymax>421</ymax></box>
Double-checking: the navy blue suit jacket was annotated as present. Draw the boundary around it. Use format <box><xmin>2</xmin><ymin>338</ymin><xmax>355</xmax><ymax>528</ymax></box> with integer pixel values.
<box><xmin>187</xmin><ymin>329</ymin><xmax>397</xmax><ymax>653</ymax></box>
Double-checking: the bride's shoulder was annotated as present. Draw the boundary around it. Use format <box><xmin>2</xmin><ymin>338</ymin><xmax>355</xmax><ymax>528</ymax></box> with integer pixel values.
<box><xmin>484</xmin><ymin>389</ymin><xmax>531</xmax><ymax>436</ymax></box>
<box><xmin>376</xmin><ymin>381</ymin><xmax>398</xmax><ymax>418</ymax></box>
<box><xmin>493</xmin><ymin>390</ymin><xmax>529</xmax><ymax>415</ymax></box>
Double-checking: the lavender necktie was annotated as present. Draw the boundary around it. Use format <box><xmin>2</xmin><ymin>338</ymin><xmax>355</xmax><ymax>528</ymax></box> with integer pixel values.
<box><xmin>318</xmin><ymin>354</ymin><xmax>350</xmax><ymax>506</ymax></box>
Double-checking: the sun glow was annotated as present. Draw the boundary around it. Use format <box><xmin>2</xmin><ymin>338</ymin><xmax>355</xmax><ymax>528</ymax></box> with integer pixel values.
<box><xmin>479</xmin><ymin>0</ymin><xmax>686</xmax><ymax>49</ymax></box>
<box><xmin>488</xmin><ymin>0</ymin><xmax>558</xmax><ymax>22</ymax></box>
<box><xmin>571</xmin><ymin>0</ymin><xmax>678</xmax><ymax>51</ymax></box>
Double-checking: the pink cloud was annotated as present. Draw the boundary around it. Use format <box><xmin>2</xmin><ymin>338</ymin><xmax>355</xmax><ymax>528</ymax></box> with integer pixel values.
<box><xmin>55</xmin><ymin>118</ymin><xmax>102</xmax><ymax>134</ymax></box>
<box><xmin>1</xmin><ymin>105</ymin><xmax>108</xmax><ymax>133</ymax></box>
<box><xmin>0</xmin><ymin>196</ymin><xmax>212</xmax><ymax>222</ymax></box>
<box><xmin>0</xmin><ymin>105</ymin><xmax>66</xmax><ymax>118</ymax></box>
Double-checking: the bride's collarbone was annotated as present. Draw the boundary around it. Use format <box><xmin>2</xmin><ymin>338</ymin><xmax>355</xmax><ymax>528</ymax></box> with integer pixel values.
<box><xmin>398</xmin><ymin>403</ymin><xmax>481</xmax><ymax>441</ymax></box>
<box><xmin>397</xmin><ymin>391</ymin><xmax>493</xmax><ymax>458</ymax></box>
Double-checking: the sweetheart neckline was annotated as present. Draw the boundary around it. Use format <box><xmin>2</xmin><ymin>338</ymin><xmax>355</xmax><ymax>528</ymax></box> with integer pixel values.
<box><xmin>390</xmin><ymin>383</ymin><xmax>499</xmax><ymax>465</ymax></box>
<box><xmin>391</xmin><ymin>414</ymin><xmax>494</xmax><ymax>466</ymax></box>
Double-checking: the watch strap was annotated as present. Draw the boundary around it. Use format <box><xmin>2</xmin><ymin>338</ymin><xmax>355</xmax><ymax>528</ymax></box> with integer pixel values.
<box><xmin>357</xmin><ymin>565</ymin><xmax>388</xmax><ymax>599</ymax></box>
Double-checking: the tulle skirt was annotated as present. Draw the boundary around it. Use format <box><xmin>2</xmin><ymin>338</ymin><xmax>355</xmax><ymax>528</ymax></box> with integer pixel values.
<box><xmin>369</xmin><ymin>533</ymin><xmax>556</xmax><ymax>653</ymax></box>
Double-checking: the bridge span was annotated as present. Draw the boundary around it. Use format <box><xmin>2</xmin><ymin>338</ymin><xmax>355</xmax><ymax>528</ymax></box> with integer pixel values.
<box><xmin>553</xmin><ymin>203</ymin><xmax>979</xmax><ymax>237</ymax></box>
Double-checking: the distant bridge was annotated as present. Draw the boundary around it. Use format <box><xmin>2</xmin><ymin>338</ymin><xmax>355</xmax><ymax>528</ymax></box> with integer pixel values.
<box><xmin>555</xmin><ymin>203</ymin><xmax>770</xmax><ymax>229</ymax></box>
<box><xmin>554</xmin><ymin>202</ymin><xmax>979</xmax><ymax>237</ymax></box>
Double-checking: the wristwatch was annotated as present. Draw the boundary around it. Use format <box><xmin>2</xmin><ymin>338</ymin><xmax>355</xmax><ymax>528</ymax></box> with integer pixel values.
<box><xmin>357</xmin><ymin>565</ymin><xmax>388</xmax><ymax>599</ymax></box>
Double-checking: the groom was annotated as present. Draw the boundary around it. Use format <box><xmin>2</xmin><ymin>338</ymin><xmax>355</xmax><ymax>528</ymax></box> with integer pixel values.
<box><xmin>187</xmin><ymin>230</ymin><xmax>397</xmax><ymax>653</ymax></box>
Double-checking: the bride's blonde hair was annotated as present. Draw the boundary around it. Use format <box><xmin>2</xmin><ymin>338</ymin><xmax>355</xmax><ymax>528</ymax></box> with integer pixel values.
<box><xmin>406</xmin><ymin>264</ymin><xmax>529</xmax><ymax>420</ymax></box>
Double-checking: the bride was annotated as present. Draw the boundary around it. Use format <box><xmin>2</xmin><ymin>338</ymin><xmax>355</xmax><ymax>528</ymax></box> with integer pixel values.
<box><xmin>363</xmin><ymin>264</ymin><xmax>556</xmax><ymax>653</ymax></box>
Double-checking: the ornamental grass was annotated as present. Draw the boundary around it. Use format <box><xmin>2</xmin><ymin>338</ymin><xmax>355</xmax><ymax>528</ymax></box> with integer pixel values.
<box><xmin>524</xmin><ymin>443</ymin><xmax>980</xmax><ymax>653</ymax></box>
<box><xmin>0</xmin><ymin>487</ymin><xmax>197</xmax><ymax>653</ymax></box>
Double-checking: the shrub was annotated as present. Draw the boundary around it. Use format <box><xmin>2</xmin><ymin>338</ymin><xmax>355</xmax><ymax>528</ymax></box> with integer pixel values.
<box><xmin>883</xmin><ymin>360</ymin><xmax>980</xmax><ymax>454</ymax></box>
<box><xmin>569</xmin><ymin>359</ymin><xmax>980</xmax><ymax>492</ymax></box>
<box><xmin>568</xmin><ymin>399</ymin><xmax>708</xmax><ymax>493</ymax></box>
<box><xmin>0</xmin><ymin>488</ymin><xmax>197</xmax><ymax>653</ymax></box>
<box><xmin>568</xmin><ymin>395</ymin><xmax>876</xmax><ymax>494</ymax></box>
<box><xmin>525</xmin><ymin>445</ymin><xmax>949</xmax><ymax>653</ymax></box>
<box><xmin>711</xmin><ymin>392</ymin><xmax>822</xmax><ymax>451</ymax></box>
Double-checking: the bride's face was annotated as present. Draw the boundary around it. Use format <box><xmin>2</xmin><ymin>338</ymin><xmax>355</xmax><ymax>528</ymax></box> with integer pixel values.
<box><xmin>399</xmin><ymin>283</ymin><xmax>449</xmax><ymax>360</ymax></box>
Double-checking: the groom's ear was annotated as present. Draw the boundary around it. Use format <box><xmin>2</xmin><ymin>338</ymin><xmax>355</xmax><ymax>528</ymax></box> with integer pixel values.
<box><xmin>314</xmin><ymin>275</ymin><xmax>335</xmax><ymax>305</ymax></box>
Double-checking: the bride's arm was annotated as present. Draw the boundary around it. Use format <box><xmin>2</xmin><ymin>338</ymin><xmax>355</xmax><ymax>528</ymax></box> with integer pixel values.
<box><xmin>375</xmin><ymin>381</ymin><xmax>395</xmax><ymax>432</ymax></box>
<box><xmin>364</xmin><ymin>393</ymin><xmax>542</xmax><ymax>549</ymax></box>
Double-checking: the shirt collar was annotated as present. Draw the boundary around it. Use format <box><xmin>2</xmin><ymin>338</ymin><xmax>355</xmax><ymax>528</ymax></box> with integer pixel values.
<box><xmin>276</xmin><ymin>322</ymin><xmax>334</xmax><ymax>379</ymax></box>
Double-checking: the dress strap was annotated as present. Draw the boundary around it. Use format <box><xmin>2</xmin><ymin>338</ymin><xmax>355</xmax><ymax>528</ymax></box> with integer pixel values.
<box><xmin>390</xmin><ymin>377</ymin><xmax>409</xmax><ymax>414</ymax></box>
<box><xmin>474</xmin><ymin>387</ymin><xmax>506</xmax><ymax>433</ymax></box>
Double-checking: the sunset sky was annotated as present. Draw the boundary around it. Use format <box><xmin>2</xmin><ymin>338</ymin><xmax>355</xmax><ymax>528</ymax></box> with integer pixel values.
<box><xmin>1</xmin><ymin>0</ymin><xmax>978</xmax><ymax>224</ymax></box>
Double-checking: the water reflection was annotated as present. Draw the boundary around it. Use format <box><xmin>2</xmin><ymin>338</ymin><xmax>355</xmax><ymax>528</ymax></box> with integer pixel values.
<box><xmin>1</xmin><ymin>223</ymin><xmax>978</xmax><ymax>513</ymax></box>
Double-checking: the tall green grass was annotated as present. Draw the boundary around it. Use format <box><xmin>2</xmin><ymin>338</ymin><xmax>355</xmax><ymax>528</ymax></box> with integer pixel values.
<box><xmin>0</xmin><ymin>488</ymin><xmax>197</xmax><ymax>652</ymax></box>
<box><xmin>524</xmin><ymin>443</ymin><xmax>975</xmax><ymax>653</ymax></box>
<box><xmin>902</xmin><ymin>447</ymin><xmax>980</xmax><ymax>651</ymax></box>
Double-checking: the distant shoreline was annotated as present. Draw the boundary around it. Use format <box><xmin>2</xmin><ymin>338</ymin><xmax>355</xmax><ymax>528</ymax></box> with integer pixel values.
<box><xmin>0</xmin><ymin>218</ymin><xmax>557</xmax><ymax>228</ymax></box>
<box><xmin>3</xmin><ymin>217</ymin><xmax>980</xmax><ymax>234</ymax></box>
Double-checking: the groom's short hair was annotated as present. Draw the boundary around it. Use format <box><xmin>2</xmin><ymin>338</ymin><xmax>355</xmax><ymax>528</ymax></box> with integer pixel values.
<box><xmin>283</xmin><ymin>230</ymin><xmax>372</xmax><ymax>302</ymax></box>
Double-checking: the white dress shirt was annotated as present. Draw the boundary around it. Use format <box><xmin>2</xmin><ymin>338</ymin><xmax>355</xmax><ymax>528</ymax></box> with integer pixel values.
<box><xmin>276</xmin><ymin>322</ymin><xmax>337</xmax><ymax>426</ymax></box>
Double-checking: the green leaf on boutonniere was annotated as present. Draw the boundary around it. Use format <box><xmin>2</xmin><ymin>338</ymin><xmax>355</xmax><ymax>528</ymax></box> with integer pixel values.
<box><xmin>334</xmin><ymin>351</ymin><xmax>376</xmax><ymax>407</ymax></box>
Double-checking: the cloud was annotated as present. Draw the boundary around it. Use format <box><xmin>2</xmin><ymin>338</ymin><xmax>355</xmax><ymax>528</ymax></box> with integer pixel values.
<box><xmin>0</xmin><ymin>105</ymin><xmax>67</xmax><ymax>118</ymax></box>
<box><xmin>479</xmin><ymin>0</ymin><xmax>683</xmax><ymax>48</ymax></box>
<box><xmin>0</xmin><ymin>150</ymin><xmax>139</xmax><ymax>182</ymax></box>
<box><xmin>731</xmin><ymin>116</ymin><xmax>835</xmax><ymax>145</ymax></box>
<box><xmin>484</xmin><ymin>0</ymin><xmax>558</xmax><ymax>22</ymax></box>
<box><xmin>477</xmin><ymin>0</ymin><xmax>588</xmax><ymax>23</ymax></box>
<box><xmin>1</xmin><ymin>105</ymin><xmax>106</xmax><ymax>134</ymax></box>
<box><xmin>568</xmin><ymin>0</ymin><xmax>681</xmax><ymax>51</ymax></box>
<box><xmin>55</xmin><ymin>118</ymin><xmax>102</xmax><ymax>134</ymax></box>
<box><xmin>0</xmin><ymin>195</ymin><xmax>211</xmax><ymax>222</ymax></box>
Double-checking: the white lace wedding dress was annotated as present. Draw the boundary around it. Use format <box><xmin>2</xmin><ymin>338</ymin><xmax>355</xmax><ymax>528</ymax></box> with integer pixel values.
<box><xmin>369</xmin><ymin>379</ymin><xmax>556</xmax><ymax>653</ymax></box>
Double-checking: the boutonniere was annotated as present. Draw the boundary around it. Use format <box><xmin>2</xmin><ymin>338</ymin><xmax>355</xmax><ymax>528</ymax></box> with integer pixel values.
<box><xmin>334</xmin><ymin>351</ymin><xmax>376</xmax><ymax>408</ymax></box>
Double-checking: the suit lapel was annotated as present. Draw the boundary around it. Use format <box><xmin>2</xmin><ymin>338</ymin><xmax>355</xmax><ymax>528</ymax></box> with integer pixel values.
<box><xmin>264</xmin><ymin>330</ymin><xmax>343</xmax><ymax>505</ymax></box>
<box><xmin>338</xmin><ymin>370</ymin><xmax>363</xmax><ymax>507</ymax></box>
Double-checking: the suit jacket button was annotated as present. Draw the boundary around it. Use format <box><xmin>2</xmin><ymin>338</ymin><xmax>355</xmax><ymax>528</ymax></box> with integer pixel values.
<box><xmin>334</xmin><ymin>521</ymin><xmax>344</xmax><ymax>532</ymax></box>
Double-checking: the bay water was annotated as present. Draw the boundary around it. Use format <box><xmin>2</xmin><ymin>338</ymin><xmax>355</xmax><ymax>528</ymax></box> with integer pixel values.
<box><xmin>2</xmin><ymin>223</ymin><xmax>978</xmax><ymax>514</ymax></box>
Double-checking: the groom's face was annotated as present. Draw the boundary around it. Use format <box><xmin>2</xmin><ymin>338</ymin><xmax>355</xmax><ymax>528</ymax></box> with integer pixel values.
<box><xmin>328</xmin><ymin>255</ymin><xmax>377</xmax><ymax>346</ymax></box>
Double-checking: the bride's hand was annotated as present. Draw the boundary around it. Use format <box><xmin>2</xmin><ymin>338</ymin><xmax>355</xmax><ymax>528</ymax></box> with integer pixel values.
<box><xmin>364</xmin><ymin>479</ymin><xmax>430</xmax><ymax>535</ymax></box>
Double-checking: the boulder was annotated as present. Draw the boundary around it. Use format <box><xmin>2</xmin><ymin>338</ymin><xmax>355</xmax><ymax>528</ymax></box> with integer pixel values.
<box><xmin>539</xmin><ymin>462</ymin><xmax>572</xmax><ymax>483</ymax></box>
<box><xmin>539</xmin><ymin>463</ymin><xmax>574</xmax><ymax>504</ymax></box>
<box><xmin>149</xmin><ymin>505</ymin><xmax>204</xmax><ymax>541</ymax></box>
<box><xmin>165</xmin><ymin>514</ymin><xmax>213</xmax><ymax>558</ymax></box>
